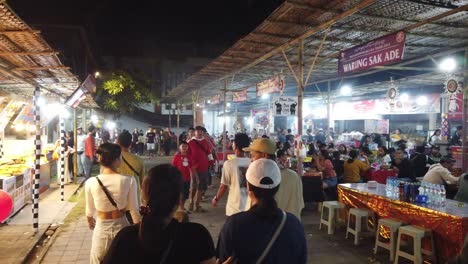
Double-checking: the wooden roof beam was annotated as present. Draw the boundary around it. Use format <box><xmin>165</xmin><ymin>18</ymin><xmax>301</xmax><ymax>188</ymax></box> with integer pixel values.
<box><xmin>0</xmin><ymin>51</ymin><xmax>59</xmax><ymax>56</ymax></box>
<box><xmin>266</xmin><ymin>19</ymin><xmax>317</xmax><ymax>28</ymax></box>
<box><xmin>240</xmin><ymin>39</ymin><xmax>278</xmax><ymax>47</ymax></box>
<box><xmin>0</xmin><ymin>30</ymin><xmax>41</xmax><ymax>34</ymax></box>
<box><xmin>13</xmin><ymin>66</ymin><xmax>70</xmax><ymax>71</ymax></box>
<box><xmin>219</xmin><ymin>55</ymin><xmax>252</xmax><ymax>60</ymax></box>
<box><xmin>251</xmin><ymin>31</ymin><xmax>297</xmax><ymax>39</ymax></box>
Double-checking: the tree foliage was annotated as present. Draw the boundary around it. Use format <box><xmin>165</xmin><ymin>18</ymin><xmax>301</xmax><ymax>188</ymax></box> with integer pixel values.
<box><xmin>97</xmin><ymin>70</ymin><xmax>157</xmax><ymax>115</ymax></box>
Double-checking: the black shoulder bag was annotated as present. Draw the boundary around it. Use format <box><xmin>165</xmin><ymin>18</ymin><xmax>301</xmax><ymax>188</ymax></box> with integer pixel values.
<box><xmin>122</xmin><ymin>156</ymin><xmax>141</xmax><ymax>178</ymax></box>
<box><xmin>95</xmin><ymin>177</ymin><xmax>119</xmax><ymax>210</ymax></box>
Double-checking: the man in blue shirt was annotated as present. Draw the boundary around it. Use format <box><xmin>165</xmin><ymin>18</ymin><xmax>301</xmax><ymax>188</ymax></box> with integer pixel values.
<box><xmin>216</xmin><ymin>158</ymin><xmax>307</xmax><ymax>264</ymax></box>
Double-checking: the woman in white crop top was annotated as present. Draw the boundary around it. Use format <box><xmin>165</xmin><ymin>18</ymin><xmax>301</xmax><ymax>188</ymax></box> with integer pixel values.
<box><xmin>85</xmin><ymin>143</ymin><xmax>140</xmax><ymax>264</ymax></box>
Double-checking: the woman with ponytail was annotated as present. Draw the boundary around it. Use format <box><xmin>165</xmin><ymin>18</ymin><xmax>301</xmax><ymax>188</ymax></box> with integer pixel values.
<box><xmin>343</xmin><ymin>149</ymin><xmax>369</xmax><ymax>183</ymax></box>
<box><xmin>217</xmin><ymin>158</ymin><xmax>307</xmax><ymax>264</ymax></box>
<box><xmin>103</xmin><ymin>164</ymin><xmax>216</xmax><ymax>264</ymax></box>
<box><xmin>85</xmin><ymin>143</ymin><xmax>140</xmax><ymax>264</ymax></box>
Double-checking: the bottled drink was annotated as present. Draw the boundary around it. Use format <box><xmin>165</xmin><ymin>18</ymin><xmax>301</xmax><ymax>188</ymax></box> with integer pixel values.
<box><xmin>441</xmin><ymin>185</ymin><xmax>446</xmax><ymax>206</ymax></box>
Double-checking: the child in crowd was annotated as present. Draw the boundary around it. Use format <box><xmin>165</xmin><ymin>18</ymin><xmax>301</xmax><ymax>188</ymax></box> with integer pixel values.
<box><xmin>171</xmin><ymin>141</ymin><xmax>192</xmax><ymax>212</ymax></box>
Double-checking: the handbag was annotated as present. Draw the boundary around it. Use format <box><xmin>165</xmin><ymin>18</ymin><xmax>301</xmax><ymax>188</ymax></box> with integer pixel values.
<box><xmin>255</xmin><ymin>210</ymin><xmax>287</xmax><ymax>264</ymax></box>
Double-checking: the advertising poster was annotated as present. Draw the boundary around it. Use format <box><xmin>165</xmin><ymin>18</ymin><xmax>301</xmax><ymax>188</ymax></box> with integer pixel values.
<box><xmin>272</xmin><ymin>96</ymin><xmax>298</xmax><ymax>116</ymax></box>
<box><xmin>257</xmin><ymin>76</ymin><xmax>280</xmax><ymax>97</ymax></box>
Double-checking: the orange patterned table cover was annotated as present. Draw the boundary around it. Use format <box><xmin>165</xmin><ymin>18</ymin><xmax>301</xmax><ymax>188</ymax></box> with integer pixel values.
<box><xmin>338</xmin><ymin>183</ymin><xmax>468</xmax><ymax>262</ymax></box>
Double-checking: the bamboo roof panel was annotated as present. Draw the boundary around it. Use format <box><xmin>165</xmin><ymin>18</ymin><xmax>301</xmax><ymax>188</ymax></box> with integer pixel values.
<box><xmin>0</xmin><ymin>3</ymin><xmax>98</xmax><ymax>108</ymax></box>
<box><xmin>165</xmin><ymin>0</ymin><xmax>468</xmax><ymax>102</ymax></box>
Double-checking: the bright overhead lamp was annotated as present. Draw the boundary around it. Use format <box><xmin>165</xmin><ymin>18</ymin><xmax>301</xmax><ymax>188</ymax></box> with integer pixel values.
<box><xmin>416</xmin><ymin>96</ymin><xmax>428</xmax><ymax>106</ymax></box>
<box><xmin>227</xmin><ymin>102</ymin><xmax>231</xmax><ymax>107</ymax></box>
<box><xmin>207</xmin><ymin>100</ymin><xmax>211</xmax><ymax>104</ymax></box>
<box><xmin>340</xmin><ymin>85</ymin><xmax>352</xmax><ymax>96</ymax></box>
<box><xmin>202</xmin><ymin>110</ymin><xmax>207</xmax><ymax>114</ymax></box>
<box><xmin>438</xmin><ymin>57</ymin><xmax>457</xmax><ymax>72</ymax></box>
<box><xmin>261</xmin><ymin>94</ymin><xmax>270</xmax><ymax>100</ymax></box>
<box><xmin>400</xmin><ymin>93</ymin><xmax>409</xmax><ymax>102</ymax></box>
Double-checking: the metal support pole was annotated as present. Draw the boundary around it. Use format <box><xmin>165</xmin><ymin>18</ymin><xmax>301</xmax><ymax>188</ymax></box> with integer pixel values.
<box><xmin>59</xmin><ymin>115</ymin><xmax>65</xmax><ymax>201</ymax></box>
<box><xmin>297</xmin><ymin>39</ymin><xmax>304</xmax><ymax>175</ymax></box>
<box><xmin>0</xmin><ymin>129</ymin><xmax>3</xmax><ymax>159</ymax></box>
<box><xmin>223</xmin><ymin>80</ymin><xmax>227</xmax><ymax>163</ymax></box>
<box><xmin>177</xmin><ymin>102</ymin><xmax>180</xmax><ymax>147</ymax></box>
<box><xmin>327</xmin><ymin>81</ymin><xmax>332</xmax><ymax>130</ymax></box>
<box><xmin>73</xmin><ymin>108</ymin><xmax>77</xmax><ymax>184</ymax></box>
<box><xmin>298</xmin><ymin>39</ymin><xmax>304</xmax><ymax>136</ymax></box>
<box><xmin>32</xmin><ymin>86</ymin><xmax>41</xmax><ymax>232</ymax></box>
<box><xmin>462</xmin><ymin>48</ymin><xmax>468</xmax><ymax>171</ymax></box>
<box><xmin>168</xmin><ymin>112</ymin><xmax>171</xmax><ymax>129</ymax></box>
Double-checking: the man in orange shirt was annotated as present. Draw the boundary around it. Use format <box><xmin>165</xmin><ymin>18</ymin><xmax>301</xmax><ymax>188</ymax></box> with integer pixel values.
<box><xmin>84</xmin><ymin>125</ymin><xmax>96</xmax><ymax>178</ymax></box>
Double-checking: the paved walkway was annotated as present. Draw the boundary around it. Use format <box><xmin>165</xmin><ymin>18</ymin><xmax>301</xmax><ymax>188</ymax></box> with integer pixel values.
<box><xmin>39</xmin><ymin>155</ymin><xmax>398</xmax><ymax>264</ymax></box>
<box><xmin>0</xmin><ymin>179</ymin><xmax>84</xmax><ymax>264</ymax></box>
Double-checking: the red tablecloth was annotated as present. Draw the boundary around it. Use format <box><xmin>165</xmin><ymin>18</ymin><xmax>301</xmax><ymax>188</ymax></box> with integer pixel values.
<box><xmin>366</xmin><ymin>170</ymin><xmax>395</xmax><ymax>184</ymax></box>
<box><xmin>338</xmin><ymin>184</ymin><xmax>468</xmax><ymax>263</ymax></box>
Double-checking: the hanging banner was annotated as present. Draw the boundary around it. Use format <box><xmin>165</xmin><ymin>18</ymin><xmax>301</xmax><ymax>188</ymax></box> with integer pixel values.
<box><xmin>272</xmin><ymin>96</ymin><xmax>298</xmax><ymax>116</ymax></box>
<box><xmin>448</xmin><ymin>93</ymin><xmax>463</xmax><ymax>120</ymax></box>
<box><xmin>338</xmin><ymin>31</ymin><xmax>406</xmax><ymax>75</ymax></box>
<box><xmin>233</xmin><ymin>89</ymin><xmax>248</xmax><ymax>102</ymax></box>
<box><xmin>333</xmin><ymin>94</ymin><xmax>440</xmax><ymax>120</ymax></box>
<box><xmin>211</xmin><ymin>94</ymin><xmax>221</xmax><ymax>105</ymax></box>
<box><xmin>13</xmin><ymin>105</ymin><xmax>34</xmax><ymax>125</ymax></box>
<box><xmin>364</xmin><ymin>119</ymin><xmax>389</xmax><ymax>134</ymax></box>
<box><xmin>257</xmin><ymin>76</ymin><xmax>280</xmax><ymax>97</ymax></box>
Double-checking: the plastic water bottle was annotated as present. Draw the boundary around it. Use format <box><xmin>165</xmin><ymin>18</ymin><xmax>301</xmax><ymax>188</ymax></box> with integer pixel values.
<box><xmin>434</xmin><ymin>185</ymin><xmax>442</xmax><ymax>206</ymax></box>
<box><xmin>441</xmin><ymin>185</ymin><xmax>446</xmax><ymax>206</ymax></box>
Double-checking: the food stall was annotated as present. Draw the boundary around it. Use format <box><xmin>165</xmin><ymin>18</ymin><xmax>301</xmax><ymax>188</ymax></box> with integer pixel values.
<box><xmin>0</xmin><ymin>98</ymin><xmax>60</xmax><ymax>220</ymax></box>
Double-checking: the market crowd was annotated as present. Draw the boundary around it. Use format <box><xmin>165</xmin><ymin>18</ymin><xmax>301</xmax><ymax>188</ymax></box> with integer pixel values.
<box><xmin>80</xmin><ymin>124</ymin><xmax>467</xmax><ymax>264</ymax></box>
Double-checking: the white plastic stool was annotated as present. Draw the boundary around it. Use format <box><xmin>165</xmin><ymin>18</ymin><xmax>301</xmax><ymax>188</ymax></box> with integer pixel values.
<box><xmin>373</xmin><ymin>218</ymin><xmax>404</xmax><ymax>261</ymax></box>
<box><xmin>394</xmin><ymin>225</ymin><xmax>435</xmax><ymax>264</ymax></box>
<box><xmin>319</xmin><ymin>201</ymin><xmax>346</xmax><ymax>235</ymax></box>
<box><xmin>346</xmin><ymin>208</ymin><xmax>376</xmax><ymax>245</ymax></box>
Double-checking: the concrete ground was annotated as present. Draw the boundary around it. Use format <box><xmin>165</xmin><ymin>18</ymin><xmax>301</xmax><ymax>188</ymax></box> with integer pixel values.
<box><xmin>35</xmin><ymin>155</ymin><xmax>404</xmax><ymax>264</ymax></box>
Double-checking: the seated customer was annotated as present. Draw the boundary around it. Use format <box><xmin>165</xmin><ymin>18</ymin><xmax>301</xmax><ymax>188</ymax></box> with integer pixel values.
<box><xmin>423</xmin><ymin>157</ymin><xmax>459</xmax><ymax>185</ymax></box>
<box><xmin>332</xmin><ymin>151</ymin><xmax>344</xmax><ymax>181</ymax></box>
<box><xmin>374</xmin><ymin>146</ymin><xmax>391</xmax><ymax>166</ymax></box>
<box><xmin>410</xmin><ymin>145</ymin><xmax>428</xmax><ymax>178</ymax></box>
<box><xmin>314</xmin><ymin>149</ymin><xmax>337</xmax><ymax>189</ymax></box>
<box><xmin>343</xmin><ymin>150</ymin><xmax>369</xmax><ymax>183</ymax></box>
<box><xmin>454</xmin><ymin>173</ymin><xmax>468</xmax><ymax>203</ymax></box>
<box><xmin>392</xmin><ymin>149</ymin><xmax>414</xmax><ymax>181</ymax></box>
<box><xmin>428</xmin><ymin>145</ymin><xmax>442</xmax><ymax>165</ymax></box>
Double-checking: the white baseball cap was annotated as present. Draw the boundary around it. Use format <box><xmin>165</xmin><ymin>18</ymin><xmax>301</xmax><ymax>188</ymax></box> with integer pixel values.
<box><xmin>246</xmin><ymin>158</ymin><xmax>281</xmax><ymax>189</ymax></box>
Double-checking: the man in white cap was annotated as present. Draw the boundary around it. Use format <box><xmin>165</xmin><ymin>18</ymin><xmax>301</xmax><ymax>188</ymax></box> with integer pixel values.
<box><xmin>243</xmin><ymin>138</ymin><xmax>304</xmax><ymax>220</ymax></box>
<box><xmin>216</xmin><ymin>158</ymin><xmax>307</xmax><ymax>264</ymax></box>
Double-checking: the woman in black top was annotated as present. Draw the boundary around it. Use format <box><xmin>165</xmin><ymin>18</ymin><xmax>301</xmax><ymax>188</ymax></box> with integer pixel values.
<box><xmin>103</xmin><ymin>164</ymin><xmax>216</xmax><ymax>264</ymax></box>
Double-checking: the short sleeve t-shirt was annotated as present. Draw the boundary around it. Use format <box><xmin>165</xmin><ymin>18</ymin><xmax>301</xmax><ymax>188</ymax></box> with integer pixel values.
<box><xmin>221</xmin><ymin>157</ymin><xmax>250</xmax><ymax>216</ymax></box>
<box><xmin>103</xmin><ymin>220</ymin><xmax>215</xmax><ymax>264</ymax></box>
<box><xmin>146</xmin><ymin>132</ymin><xmax>156</xmax><ymax>143</ymax></box>
<box><xmin>217</xmin><ymin>208</ymin><xmax>307</xmax><ymax>264</ymax></box>
<box><xmin>172</xmin><ymin>153</ymin><xmax>192</xmax><ymax>182</ymax></box>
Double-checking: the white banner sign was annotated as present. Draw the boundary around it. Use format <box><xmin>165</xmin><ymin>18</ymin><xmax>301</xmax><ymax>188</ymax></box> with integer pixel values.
<box><xmin>272</xmin><ymin>96</ymin><xmax>298</xmax><ymax>116</ymax></box>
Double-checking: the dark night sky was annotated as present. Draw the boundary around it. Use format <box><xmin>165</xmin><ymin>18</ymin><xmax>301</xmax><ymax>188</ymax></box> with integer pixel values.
<box><xmin>8</xmin><ymin>0</ymin><xmax>283</xmax><ymax>57</ymax></box>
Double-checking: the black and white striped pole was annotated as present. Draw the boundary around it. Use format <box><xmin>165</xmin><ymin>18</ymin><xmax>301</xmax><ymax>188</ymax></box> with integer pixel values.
<box><xmin>32</xmin><ymin>86</ymin><xmax>41</xmax><ymax>232</ymax></box>
<box><xmin>0</xmin><ymin>130</ymin><xmax>3</xmax><ymax>159</ymax></box>
<box><xmin>59</xmin><ymin>115</ymin><xmax>65</xmax><ymax>201</ymax></box>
